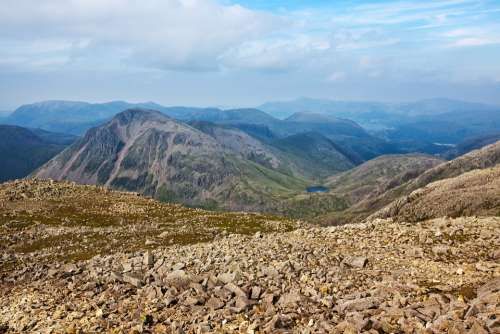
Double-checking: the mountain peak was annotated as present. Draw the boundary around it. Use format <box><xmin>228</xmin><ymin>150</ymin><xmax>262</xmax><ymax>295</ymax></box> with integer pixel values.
<box><xmin>113</xmin><ymin>108</ymin><xmax>169</xmax><ymax>125</ymax></box>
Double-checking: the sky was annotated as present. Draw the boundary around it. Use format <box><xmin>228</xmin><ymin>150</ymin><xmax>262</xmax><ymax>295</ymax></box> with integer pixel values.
<box><xmin>1</xmin><ymin>0</ymin><xmax>500</xmax><ymax>110</ymax></box>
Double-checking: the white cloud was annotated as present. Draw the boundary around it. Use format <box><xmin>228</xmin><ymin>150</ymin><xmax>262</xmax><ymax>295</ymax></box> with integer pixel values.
<box><xmin>0</xmin><ymin>0</ymin><xmax>278</xmax><ymax>71</ymax></box>
<box><xmin>442</xmin><ymin>26</ymin><xmax>500</xmax><ymax>47</ymax></box>
<box><xmin>219</xmin><ymin>35</ymin><xmax>330</xmax><ymax>71</ymax></box>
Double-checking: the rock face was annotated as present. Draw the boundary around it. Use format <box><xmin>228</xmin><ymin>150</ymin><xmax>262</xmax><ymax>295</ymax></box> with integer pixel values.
<box><xmin>1</xmin><ymin>211</ymin><xmax>499</xmax><ymax>333</ymax></box>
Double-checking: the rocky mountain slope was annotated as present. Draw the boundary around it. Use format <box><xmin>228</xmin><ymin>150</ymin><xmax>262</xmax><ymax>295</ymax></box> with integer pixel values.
<box><xmin>0</xmin><ymin>125</ymin><xmax>74</xmax><ymax>182</ymax></box>
<box><xmin>0</xmin><ymin>179</ymin><xmax>499</xmax><ymax>333</ymax></box>
<box><xmin>33</xmin><ymin>109</ymin><xmax>315</xmax><ymax>211</ymax></box>
<box><xmin>370</xmin><ymin>164</ymin><xmax>500</xmax><ymax>223</ymax></box>
<box><xmin>321</xmin><ymin>141</ymin><xmax>500</xmax><ymax>225</ymax></box>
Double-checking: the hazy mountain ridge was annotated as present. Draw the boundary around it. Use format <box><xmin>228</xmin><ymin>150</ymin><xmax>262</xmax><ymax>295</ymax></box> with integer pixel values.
<box><xmin>260</xmin><ymin>97</ymin><xmax>500</xmax><ymax>145</ymax></box>
<box><xmin>441</xmin><ymin>133</ymin><xmax>500</xmax><ymax>159</ymax></box>
<box><xmin>259</xmin><ymin>97</ymin><xmax>499</xmax><ymax>119</ymax></box>
<box><xmin>3</xmin><ymin>100</ymin><xmax>408</xmax><ymax>161</ymax></box>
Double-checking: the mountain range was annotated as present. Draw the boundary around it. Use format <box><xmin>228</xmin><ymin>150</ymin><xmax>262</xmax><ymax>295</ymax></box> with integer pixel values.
<box><xmin>4</xmin><ymin>98</ymin><xmax>499</xmax><ymax>157</ymax></box>
<box><xmin>260</xmin><ymin>97</ymin><xmax>500</xmax><ymax>146</ymax></box>
<box><xmin>2</xmin><ymin>98</ymin><xmax>500</xmax><ymax>220</ymax></box>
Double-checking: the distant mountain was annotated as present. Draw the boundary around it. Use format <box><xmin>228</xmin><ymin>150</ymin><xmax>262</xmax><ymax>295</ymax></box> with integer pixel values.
<box><xmin>5</xmin><ymin>101</ymin><xmax>132</xmax><ymax>135</ymax></box>
<box><xmin>378</xmin><ymin>109</ymin><xmax>500</xmax><ymax>144</ymax></box>
<box><xmin>0</xmin><ymin>111</ymin><xmax>11</xmax><ymax>123</ymax></box>
<box><xmin>284</xmin><ymin>112</ymin><xmax>368</xmax><ymax>137</ymax></box>
<box><xmin>5</xmin><ymin>100</ymin><xmax>280</xmax><ymax>136</ymax></box>
<box><xmin>34</xmin><ymin>109</ymin><xmax>315</xmax><ymax>211</ymax></box>
<box><xmin>260</xmin><ymin>97</ymin><xmax>500</xmax><ymax>146</ymax></box>
<box><xmin>29</xmin><ymin>128</ymin><xmax>78</xmax><ymax>145</ymax></box>
<box><xmin>180</xmin><ymin>108</ymin><xmax>278</xmax><ymax>125</ymax></box>
<box><xmin>0</xmin><ymin>110</ymin><xmax>11</xmax><ymax>117</ymax></box>
<box><xmin>0</xmin><ymin>125</ymin><xmax>74</xmax><ymax>182</ymax></box>
<box><xmin>260</xmin><ymin>97</ymin><xmax>498</xmax><ymax>119</ymax></box>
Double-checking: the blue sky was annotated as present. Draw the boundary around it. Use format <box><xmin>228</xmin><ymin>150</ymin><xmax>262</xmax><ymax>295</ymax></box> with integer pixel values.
<box><xmin>1</xmin><ymin>0</ymin><xmax>500</xmax><ymax>110</ymax></box>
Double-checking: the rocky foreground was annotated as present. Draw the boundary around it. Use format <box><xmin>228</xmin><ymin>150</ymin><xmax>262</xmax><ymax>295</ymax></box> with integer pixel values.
<box><xmin>1</xmin><ymin>208</ymin><xmax>499</xmax><ymax>333</ymax></box>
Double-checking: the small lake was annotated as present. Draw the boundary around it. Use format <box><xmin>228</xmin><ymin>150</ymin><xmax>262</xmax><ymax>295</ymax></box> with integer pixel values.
<box><xmin>306</xmin><ymin>186</ymin><xmax>329</xmax><ymax>193</ymax></box>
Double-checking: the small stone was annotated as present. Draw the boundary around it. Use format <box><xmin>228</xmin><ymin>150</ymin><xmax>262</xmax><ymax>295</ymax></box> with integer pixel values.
<box><xmin>469</xmin><ymin>322</ymin><xmax>488</xmax><ymax>334</ymax></box>
<box><xmin>218</xmin><ymin>272</ymin><xmax>235</xmax><ymax>284</ymax></box>
<box><xmin>343</xmin><ymin>256</ymin><xmax>368</xmax><ymax>268</ymax></box>
<box><xmin>337</xmin><ymin>297</ymin><xmax>381</xmax><ymax>313</ymax></box>
<box><xmin>278</xmin><ymin>291</ymin><xmax>303</xmax><ymax>308</ymax></box>
<box><xmin>173</xmin><ymin>262</ymin><xmax>186</xmax><ymax>270</ymax></box>
<box><xmin>225</xmin><ymin>283</ymin><xmax>246</xmax><ymax>298</ymax></box>
<box><xmin>432</xmin><ymin>246</ymin><xmax>450</xmax><ymax>256</ymax></box>
<box><xmin>145</xmin><ymin>239</ymin><xmax>156</xmax><ymax>246</ymax></box>
<box><xmin>144</xmin><ymin>251</ymin><xmax>154</xmax><ymax>268</ymax></box>
<box><xmin>234</xmin><ymin>296</ymin><xmax>253</xmax><ymax>311</ymax></box>
<box><xmin>123</xmin><ymin>273</ymin><xmax>143</xmax><ymax>288</ymax></box>
<box><xmin>250</xmin><ymin>286</ymin><xmax>262</xmax><ymax>300</ymax></box>
<box><xmin>110</xmin><ymin>271</ymin><xmax>123</xmax><ymax>282</ymax></box>
<box><xmin>166</xmin><ymin>270</ymin><xmax>190</xmax><ymax>288</ymax></box>
<box><xmin>206</xmin><ymin>297</ymin><xmax>224</xmax><ymax>310</ymax></box>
